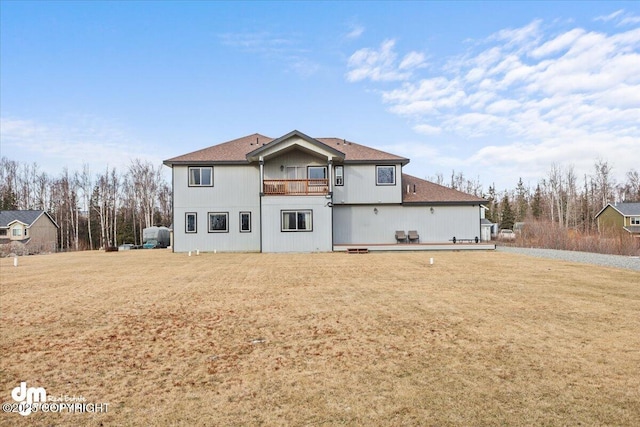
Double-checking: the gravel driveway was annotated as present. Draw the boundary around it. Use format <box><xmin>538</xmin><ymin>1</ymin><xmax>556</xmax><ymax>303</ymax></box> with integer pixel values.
<box><xmin>497</xmin><ymin>246</ymin><xmax>640</xmax><ymax>272</ymax></box>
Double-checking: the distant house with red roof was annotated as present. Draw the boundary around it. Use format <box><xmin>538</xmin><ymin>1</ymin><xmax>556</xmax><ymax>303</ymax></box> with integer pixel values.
<box><xmin>163</xmin><ymin>130</ymin><xmax>487</xmax><ymax>252</ymax></box>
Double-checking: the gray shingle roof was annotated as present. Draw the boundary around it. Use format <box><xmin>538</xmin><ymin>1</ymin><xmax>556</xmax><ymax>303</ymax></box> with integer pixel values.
<box><xmin>613</xmin><ymin>202</ymin><xmax>640</xmax><ymax>216</ymax></box>
<box><xmin>0</xmin><ymin>210</ymin><xmax>58</xmax><ymax>228</ymax></box>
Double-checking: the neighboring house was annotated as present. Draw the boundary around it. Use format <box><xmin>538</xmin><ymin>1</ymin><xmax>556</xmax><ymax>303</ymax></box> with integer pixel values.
<box><xmin>163</xmin><ymin>130</ymin><xmax>487</xmax><ymax>253</ymax></box>
<box><xmin>0</xmin><ymin>210</ymin><xmax>59</xmax><ymax>254</ymax></box>
<box><xmin>595</xmin><ymin>202</ymin><xmax>640</xmax><ymax>237</ymax></box>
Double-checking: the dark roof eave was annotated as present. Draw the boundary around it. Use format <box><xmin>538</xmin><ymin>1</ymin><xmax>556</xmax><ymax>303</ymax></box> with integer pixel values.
<box><xmin>343</xmin><ymin>159</ymin><xmax>410</xmax><ymax>165</ymax></box>
<box><xmin>163</xmin><ymin>160</ymin><xmax>253</xmax><ymax>167</ymax></box>
<box><xmin>402</xmin><ymin>200</ymin><xmax>486</xmax><ymax>206</ymax></box>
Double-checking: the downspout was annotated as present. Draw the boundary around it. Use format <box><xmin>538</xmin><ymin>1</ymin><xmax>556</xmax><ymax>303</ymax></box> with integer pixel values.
<box><xmin>171</xmin><ymin>165</ymin><xmax>175</xmax><ymax>253</ymax></box>
<box><xmin>328</xmin><ymin>158</ymin><xmax>334</xmax><ymax>252</ymax></box>
<box><xmin>259</xmin><ymin>157</ymin><xmax>264</xmax><ymax>253</ymax></box>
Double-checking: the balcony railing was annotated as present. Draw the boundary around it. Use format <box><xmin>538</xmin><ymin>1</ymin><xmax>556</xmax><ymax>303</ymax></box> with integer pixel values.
<box><xmin>263</xmin><ymin>179</ymin><xmax>329</xmax><ymax>195</ymax></box>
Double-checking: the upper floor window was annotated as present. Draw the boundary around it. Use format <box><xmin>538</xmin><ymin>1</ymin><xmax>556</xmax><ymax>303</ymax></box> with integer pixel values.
<box><xmin>189</xmin><ymin>167</ymin><xmax>213</xmax><ymax>187</ymax></box>
<box><xmin>631</xmin><ymin>217</ymin><xmax>640</xmax><ymax>225</ymax></box>
<box><xmin>308</xmin><ymin>166</ymin><xmax>327</xmax><ymax>185</ymax></box>
<box><xmin>0</xmin><ymin>229</ymin><xmax>7</xmax><ymax>236</ymax></box>
<box><xmin>12</xmin><ymin>228</ymin><xmax>22</xmax><ymax>237</ymax></box>
<box><xmin>335</xmin><ymin>165</ymin><xmax>344</xmax><ymax>186</ymax></box>
<box><xmin>376</xmin><ymin>165</ymin><xmax>396</xmax><ymax>186</ymax></box>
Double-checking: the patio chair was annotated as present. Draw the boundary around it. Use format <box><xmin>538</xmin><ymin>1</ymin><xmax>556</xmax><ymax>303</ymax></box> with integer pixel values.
<box><xmin>408</xmin><ymin>230</ymin><xmax>420</xmax><ymax>243</ymax></box>
<box><xmin>395</xmin><ymin>230</ymin><xmax>407</xmax><ymax>243</ymax></box>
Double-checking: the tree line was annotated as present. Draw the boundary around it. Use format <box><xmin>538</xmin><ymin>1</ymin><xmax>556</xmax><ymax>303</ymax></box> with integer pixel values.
<box><xmin>0</xmin><ymin>157</ymin><xmax>171</xmax><ymax>250</ymax></box>
<box><xmin>2</xmin><ymin>155</ymin><xmax>639</xmax><ymax>252</ymax></box>
<box><xmin>428</xmin><ymin>160</ymin><xmax>640</xmax><ymax>232</ymax></box>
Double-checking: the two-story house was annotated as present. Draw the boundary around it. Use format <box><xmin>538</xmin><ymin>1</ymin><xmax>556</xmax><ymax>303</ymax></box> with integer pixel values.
<box><xmin>163</xmin><ymin>130</ymin><xmax>487</xmax><ymax>253</ymax></box>
<box><xmin>595</xmin><ymin>202</ymin><xmax>640</xmax><ymax>237</ymax></box>
<box><xmin>0</xmin><ymin>210</ymin><xmax>59</xmax><ymax>254</ymax></box>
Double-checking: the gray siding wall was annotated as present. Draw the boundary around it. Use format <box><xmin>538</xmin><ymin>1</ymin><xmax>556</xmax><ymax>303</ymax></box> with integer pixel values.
<box><xmin>332</xmin><ymin>164</ymin><xmax>402</xmax><ymax>204</ymax></box>
<box><xmin>173</xmin><ymin>165</ymin><xmax>261</xmax><ymax>252</ymax></box>
<box><xmin>262</xmin><ymin>196</ymin><xmax>333</xmax><ymax>252</ymax></box>
<box><xmin>333</xmin><ymin>204</ymin><xmax>481</xmax><ymax>244</ymax></box>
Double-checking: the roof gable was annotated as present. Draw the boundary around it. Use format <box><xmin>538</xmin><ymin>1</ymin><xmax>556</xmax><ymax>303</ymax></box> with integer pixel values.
<box><xmin>0</xmin><ymin>210</ymin><xmax>59</xmax><ymax>228</ymax></box>
<box><xmin>595</xmin><ymin>202</ymin><xmax>640</xmax><ymax>218</ymax></box>
<box><xmin>246</xmin><ymin>130</ymin><xmax>345</xmax><ymax>162</ymax></box>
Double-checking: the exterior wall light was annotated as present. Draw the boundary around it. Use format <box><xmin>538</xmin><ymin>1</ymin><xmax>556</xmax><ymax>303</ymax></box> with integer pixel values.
<box><xmin>374</xmin><ymin>208</ymin><xmax>378</xmax><ymax>214</ymax></box>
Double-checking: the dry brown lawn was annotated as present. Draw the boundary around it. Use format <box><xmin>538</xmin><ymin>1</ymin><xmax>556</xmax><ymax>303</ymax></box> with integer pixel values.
<box><xmin>1</xmin><ymin>249</ymin><xmax>639</xmax><ymax>426</ymax></box>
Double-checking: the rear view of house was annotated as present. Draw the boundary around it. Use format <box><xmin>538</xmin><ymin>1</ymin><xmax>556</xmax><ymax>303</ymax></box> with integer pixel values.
<box><xmin>0</xmin><ymin>210</ymin><xmax>59</xmax><ymax>255</ymax></box>
<box><xmin>164</xmin><ymin>130</ymin><xmax>487</xmax><ymax>253</ymax></box>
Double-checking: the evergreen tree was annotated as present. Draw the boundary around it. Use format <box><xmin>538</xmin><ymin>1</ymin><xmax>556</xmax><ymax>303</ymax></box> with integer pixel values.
<box><xmin>515</xmin><ymin>178</ymin><xmax>528</xmax><ymax>221</ymax></box>
<box><xmin>499</xmin><ymin>195</ymin><xmax>516</xmax><ymax>230</ymax></box>
<box><xmin>531</xmin><ymin>184</ymin><xmax>542</xmax><ymax>219</ymax></box>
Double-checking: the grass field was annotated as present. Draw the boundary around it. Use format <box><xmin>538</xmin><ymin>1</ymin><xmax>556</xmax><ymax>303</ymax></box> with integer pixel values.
<box><xmin>1</xmin><ymin>249</ymin><xmax>639</xmax><ymax>426</ymax></box>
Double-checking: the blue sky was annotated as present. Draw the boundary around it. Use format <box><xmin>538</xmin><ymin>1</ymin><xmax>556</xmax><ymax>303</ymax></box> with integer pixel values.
<box><xmin>1</xmin><ymin>1</ymin><xmax>639</xmax><ymax>191</ymax></box>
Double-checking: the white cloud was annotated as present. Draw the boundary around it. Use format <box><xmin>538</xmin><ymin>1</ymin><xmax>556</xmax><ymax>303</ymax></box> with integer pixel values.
<box><xmin>346</xmin><ymin>39</ymin><xmax>425</xmax><ymax>82</ymax></box>
<box><xmin>219</xmin><ymin>31</ymin><xmax>318</xmax><ymax>77</ymax></box>
<box><xmin>0</xmin><ymin>116</ymin><xmax>168</xmax><ymax>176</ymax></box>
<box><xmin>595</xmin><ymin>9</ymin><xmax>640</xmax><ymax>26</ymax></box>
<box><xmin>345</xmin><ymin>24</ymin><xmax>365</xmax><ymax>39</ymax></box>
<box><xmin>595</xmin><ymin>10</ymin><xmax>624</xmax><ymax>23</ymax></box>
<box><xmin>346</xmin><ymin>17</ymin><xmax>640</xmax><ymax>188</ymax></box>
<box><xmin>413</xmin><ymin>124</ymin><xmax>442</xmax><ymax>136</ymax></box>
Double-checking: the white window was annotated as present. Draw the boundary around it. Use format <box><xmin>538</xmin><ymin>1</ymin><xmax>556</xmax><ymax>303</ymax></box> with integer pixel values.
<box><xmin>189</xmin><ymin>167</ymin><xmax>213</xmax><ymax>186</ymax></box>
<box><xmin>208</xmin><ymin>212</ymin><xmax>228</xmax><ymax>233</ymax></box>
<box><xmin>185</xmin><ymin>212</ymin><xmax>197</xmax><ymax>233</ymax></box>
<box><xmin>308</xmin><ymin>166</ymin><xmax>327</xmax><ymax>183</ymax></box>
<box><xmin>376</xmin><ymin>165</ymin><xmax>396</xmax><ymax>186</ymax></box>
<box><xmin>240</xmin><ymin>212</ymin><xmax>251</xmax><ymax>233</ymax></box>
<box><xmin>281</xmin><ymin>210</ymin><xmax>312</xmax><ymax>232</ymax></box>
<box><xmin>631</xmin><ymin>217</ymin><xmax>640</xmax><ymax>225</ymax></box>
<box><xmin>335</xmin><ymin>165</ymin><xmax>344</xmax><ymax>186</ymax></box>
<box><xmin>286</xmin><ymin>166</ymin><xmax>304</xmax><ymax>179</ymax></box>
<box><xmin>12</xmin><ymin>228</ymin><xmax>22</xmax><ymax>237</ymax></box>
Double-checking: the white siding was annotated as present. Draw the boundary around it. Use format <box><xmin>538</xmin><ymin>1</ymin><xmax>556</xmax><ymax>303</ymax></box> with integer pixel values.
<box><xmin>173</xmin><ymin>165</ymin><xmax>261</xmax><ymax>252</ymax></box>
<box><xmin>333</xmin><ymin>204</ymin><xmax>481</xmax><ymax>244</ymax></box>
<box><xmin>262</xmin><ymin>196</ymin><xmax>333</xmax><ymax>252</ymax></box>
<box><xmin>332</xmin><ymin>164</ymin><xmax>402</xmax><ymax>204</ymax></box>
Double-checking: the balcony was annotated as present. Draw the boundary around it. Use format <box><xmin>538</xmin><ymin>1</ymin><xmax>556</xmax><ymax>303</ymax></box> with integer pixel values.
<box><xmin>263</xmin><ymin>179</ymin><xmax>329</xmax><ymax>195</ymax></box>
